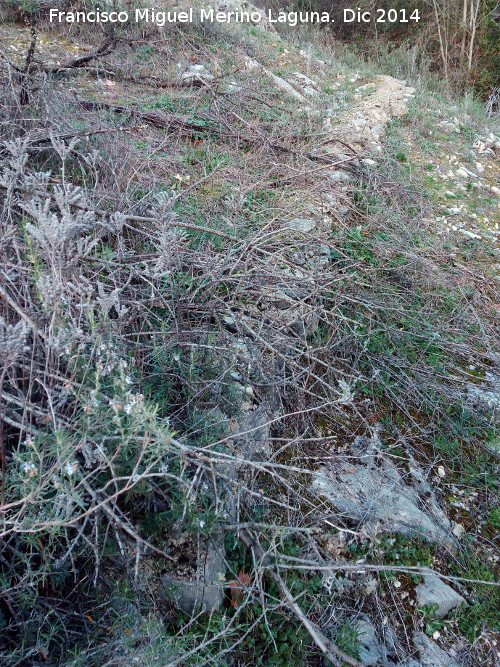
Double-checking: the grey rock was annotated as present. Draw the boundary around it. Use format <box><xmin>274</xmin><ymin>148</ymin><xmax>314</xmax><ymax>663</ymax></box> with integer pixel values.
<box><xmin>415</xmin><ymin>576</ymin><xmax>466</xmax><ymax>618</ymax></box>
<box><xmin>413</xmin><ymin>631</ymin><xmax>461</xmax><ymax>667</ymax></box>
<box><xmin>234</xmin><ymin>404</ymin><xmax>271</xmax><ymax>459</ymax></box>
<box><xmin>271</xmin><ymin>296</ymin><xmax>294</xmax><ymax>310</ymax></box>
<box><xmin>288</xmin><ymin>74</ymin><xmax>320</xmax><ymax>97</ymax></box>
<box><xmin>335</xmin><ymin>152</ymin><xmax>351</xmax><ymax>161</ymax></box>
<box><xmin>467</xmin><ymin>372</ymin><xmax>500</xmax><ymax>410</ymax></box>
<box><xmin>180</xmin><ymin>64</ymin><xmax>214</xmax><ymax>85</ymax></box>
<box><xmin>339</xmin><ymin>615</ymin><xmax>401</xmax><ymax>665</ymax></box>
<box><xmin>314</xmin><ymin>242</ymin><xmax>331</xmax><ymax>268</ymax></box>
<box><xmin>324</xmin><ymin>169</ymin><xmax>353</xmax><ymax>183</ymax></box>
<box><xmin>260</xmin><ymin>286</ymin><xmax>299</xmax><ymax>310</ymax></box>
<box><xmin>161</xmin><ymin>536</ymin><xmax>225</xmax><ymax>614</ymax></box>
<box><xmin>311</xmin><ymin>447</ymin><xmax>457</xmax><ymax>549</ymax></box>
<box><xmin>225</xmin><ymin>82</ymin><xmax>243</xmax><ymax>93</ymax></box>
<box><xmin>355</xmin><ymin>618</ymin><xmax>384</xmax><ymax>665</ymax></box>
<box><xmin>303</xmin><ymin>86</ymin><xmax>320</xmax><ymax>97</ymax></box>
<box><xmin>371</xmin><ymin>124</ymin><xmax>384</xmax><ymax>140</ymax></box>
<box><xmin>162</xmin><ymin>575</ymin><xmax>223</xmax><ymax>614</ymax></box>
<box><xmin>222</xmin><ymin>313</ymin><xmax>237</xmax><ymax>332</ymax></box>
<box><xmin>288</xmin><ymin>310</ymin><xmax>321</xmax><ymax>338</ymax></box>
<box><xmin>322</xmin><ymin>193</ymin><xmax>339</xmax><ymax>207</ymax></box>
<box><xmin>287</xmin><ymin>218</ymin><xmax>317</xmax><ymax>233</ymax></box>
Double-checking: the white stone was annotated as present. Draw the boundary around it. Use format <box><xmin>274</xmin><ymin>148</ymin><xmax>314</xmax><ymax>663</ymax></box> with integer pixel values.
<box><xmin>291</xmin><ymin>71</ymin><xmax>318</xmax><ymax>88</ymax></box>
<box><xmin>452</xmin><ymin>523</ymin><xmax>466</xmax><ymax>538</ymax></box>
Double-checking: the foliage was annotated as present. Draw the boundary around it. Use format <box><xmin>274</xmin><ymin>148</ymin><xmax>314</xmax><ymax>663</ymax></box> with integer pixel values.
<box><xmin>333</xmin><ymin>622</ymin><xmax>361</xmax><ymax>662</ymax></box>
<box><xmin>451</xmin><ymin>547</ymin><xmax>500</xmax><ymax>642</ymax></box>
<box><xmin>418</xmin><ymin>604</ymin><xmax>446</xmax><ymax>636</ymax></box>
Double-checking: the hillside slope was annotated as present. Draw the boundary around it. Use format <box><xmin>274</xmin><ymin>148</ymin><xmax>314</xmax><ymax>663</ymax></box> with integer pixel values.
<box><xmin>0</xmin><ymin>4</ymin><xmax>499</xmax><ymax>665</ymax></box>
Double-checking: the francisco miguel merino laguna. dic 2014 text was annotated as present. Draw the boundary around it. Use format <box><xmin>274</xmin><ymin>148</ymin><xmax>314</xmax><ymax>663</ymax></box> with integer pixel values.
<box><xmin>49</xmin><ymin>7</ymin><xmax>422</xmax><ymax>27</ymax></box>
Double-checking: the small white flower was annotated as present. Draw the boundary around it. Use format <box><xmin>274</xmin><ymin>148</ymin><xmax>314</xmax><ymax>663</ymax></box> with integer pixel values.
<box><xmin>109</xmin><ymin>399</ymin><xmax>122</xmax><ymax>411</ymax></box>
<box><xmin>64</xmin><ymin>461</ymin><xmax>78</xmax><ymax>476</ymax></box>
<box><xmin>21</xmin><ymin>462</ymin><xmax>38</xmax><ymax>478</ymax></box>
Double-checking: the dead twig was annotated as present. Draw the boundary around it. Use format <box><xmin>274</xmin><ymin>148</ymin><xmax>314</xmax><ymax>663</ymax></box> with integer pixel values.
<box><xmin>236</xmin><ymin>527</ymin><xmax>364</xmax><ymax>667</ymax></box>
<box><xmin>46</xmin><ymin>37</ymin><xmax>117</xmax><ymax>74</ymax></box>
<box><xmin>0</xmin><ymin>284</ymin><xmax>44</xmax><ymax>340</ymax></box>
<box><xmin>75</xmin><ymin>97</ymin><xmax>360</xmax><ymax>170</ymax></box>
<box><xmin>80</xmin><ymin>478</ymin><xmax>176</xmax><ymax>562</ymax></box>
<box><xmin>0</xmin><ymin>125</ymin><xmax>146</xmax><ymax>158</ymax></box>
<box><xmin>0</xmin><ymin>181</ymin><xmax>240</xmax><ymax>243</ymax></box>
<box><xmin>19</xmin><ymin>27</ymin><xmax>38</xmax><ymax>106</ymax></box>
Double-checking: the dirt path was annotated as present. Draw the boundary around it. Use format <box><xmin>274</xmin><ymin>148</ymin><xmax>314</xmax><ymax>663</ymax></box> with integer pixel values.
<box><xmin>322</xmin><ymin>74</ymin><xmax>415</xmax><ymax>153</ymax></box>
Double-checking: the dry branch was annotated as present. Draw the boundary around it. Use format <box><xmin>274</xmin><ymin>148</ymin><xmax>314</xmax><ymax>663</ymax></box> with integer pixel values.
<box><xmin>0</xmin><ymin>180</ymin><xmax>240</xmax><ymax>243</ymax></box>
<box><xmin>0</xmin><ymin>125</ymin><xmax>145</xmax><ymax>158</ymax></box>
<box><xmin>45</xmin><ymin>37</ymin><xmax>117</xmax><ymax>74</ymax></box>
<box><xmin>80</xmin><ymin>478</ymin><xmax>176</xmax><ymax>563</ymax></box>
<box><xmin>75</xmin><ymin>98</ymin><xmax>359</xmax><ymax>169</ymax></box>
<box><xmin>236</xmin><ymin>527</ymin><xmax>364</xmax><ymax>667</ymax></box>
